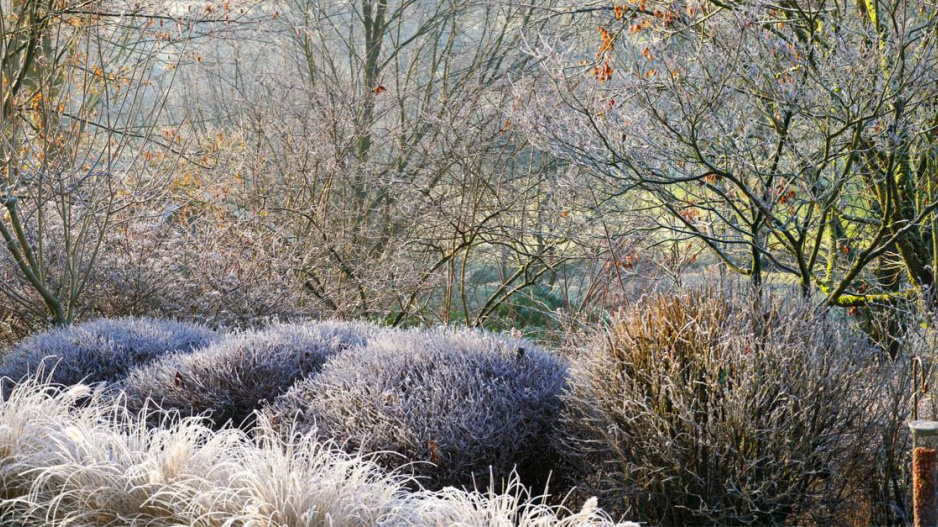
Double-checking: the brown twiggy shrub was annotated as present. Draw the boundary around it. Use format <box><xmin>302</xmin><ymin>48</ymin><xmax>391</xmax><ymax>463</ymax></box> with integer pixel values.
<box><xmin>557</xmin><ymin>290</ymin><xmax>881</xmax><ymax>525</ymax></box>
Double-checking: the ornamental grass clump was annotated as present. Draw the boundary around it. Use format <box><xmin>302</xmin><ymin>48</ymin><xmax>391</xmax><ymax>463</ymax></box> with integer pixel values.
<box><xmin>0</xmin><ymin>377</ymin><xmax>408</xmax><ymax>526</ymax></box>
<box><xmin>0</xmin><ymin>318</ymin><xmax>217</xmax><ymax>393</ymax></box>
<box><xmin>399</xmin><ymin>476</ymin><xmax>638</xmax><ymax>527</ymax></box>
<box><xmin>557</xmin><ymin>291</ymin><xmax>882</xmax><ymax>525</ymax></box>
<box><xmin>267</xmin><ymin>326</ymin><xmax>568</xmax><ymax>490</ymax></box>
<box><xmin>122</xmin><ymin>321</ymin><xmax>380</xmax><ymax>428</ymax></box>
<box><xmin>0</xmin><ymin>375</ymin><xmax>96</xmax><ymax>515</ymax></box>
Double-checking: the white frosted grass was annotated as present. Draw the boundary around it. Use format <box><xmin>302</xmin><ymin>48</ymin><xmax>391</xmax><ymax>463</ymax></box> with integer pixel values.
<box><xmin>0</xmin><ymin>376</ymin><xmax>631</xmax><ymax>526</ymax></box>
<box><xmin>400</xmin><ymin>477</ymin><xmax>639</xmax><ymax>527</ymax></box>
<box><xmin>0</xmin><ymin>377</ymin><xmax>405</xmax><ymax>525</ymax></box>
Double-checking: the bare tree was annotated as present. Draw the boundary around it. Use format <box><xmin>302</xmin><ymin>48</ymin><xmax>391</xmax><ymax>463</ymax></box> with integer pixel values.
<box><xmin>0</xmin><ymin>0</ymin><xmax>260</xmax><ymax>330</ymax></box>
<box><xmin>519</xmin><ymin>0</ymin><xmax>938</xmax><ymax>352</ymax></box>
<box><xmin>162</xmin><ymin>0</ymin><xmax>614</xmax><ymax>328</ymax></box>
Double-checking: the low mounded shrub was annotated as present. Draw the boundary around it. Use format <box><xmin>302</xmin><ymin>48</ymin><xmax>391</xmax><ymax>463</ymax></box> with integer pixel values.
<box><xmin>0</xmin><ymin>376</ymin><xmax>630</xmax><ymax>526</ymax></box>
<box><xmin>0</xmin><ymin>318</ymin><xmax>217</xmax><ymax>393</ymax></box>
<box><xmin>122</xmin><ymin>321</ymin><xmax>379</xmax><ymax>427</ymax></box>
<box><xmin>267</xmin><ymin>326</ymin><xmax>568</xmax><ymax>490</ymax></box>
<box><xmin>557</xmin><ymin>291</ymin><xmax>881</xmax><ymax>525</ymax></box>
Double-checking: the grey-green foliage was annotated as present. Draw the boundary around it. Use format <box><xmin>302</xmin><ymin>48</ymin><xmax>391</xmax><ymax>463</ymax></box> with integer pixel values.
<box><xmin>122</xmin><ymin>321</ymin><xmax>380</xmax><ymax>428</ymax></box>
<box><xmin>267</xmin><ymin>326</ymin><xmax>568</xmax><ymax>490</ymax></box>
<box><xmin>0</xmin><ymin>318</ymin><xmax>217</xmax><ymax>393</ymax></box>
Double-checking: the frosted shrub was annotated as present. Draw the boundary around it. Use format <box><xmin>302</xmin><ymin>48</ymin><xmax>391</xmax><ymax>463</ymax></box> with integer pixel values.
<box><xmin>0</xmin><ymin>318</ymin><xmax>217</xmax><ymax>393</ymax></box>
<box><xmin>558</xmin><ymin>291</ymin><xmax>882</xmax><ymax>525</ymax></box>
<box><xmin>268</xmin><ymin>327</ymin><xmax>568</xmax><ymax>490</ymax></box>
<box><xmin>122</xmin><ymin>321</ymin><xmax>380</xmax><ymax>428</ymax></box>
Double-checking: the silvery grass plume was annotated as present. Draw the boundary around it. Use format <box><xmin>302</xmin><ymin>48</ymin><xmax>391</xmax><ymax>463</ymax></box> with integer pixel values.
<box><xmin>400</xmin><ymin>479</ymin><xmax>639</xmax><ymax>527</ymax></box>
<box><xmin>267</xmin><ymin>326</ymin><xmax>568</xmax><ymax>490</ymax></box>
<box><xmin>0</xmin><ymin>318</ymin><xmax>218</xmax><ymax>394</ymax></box>
<box><xmin>0</xmin><ymin>374</ymin><xmax>232</xmax><ymax>525</ymax></box>
<box><xmin>0</xmin><ymin>376</ymin><xmax>408</xmax><ymax>526</ymax></box>
<box><xmin>0</xmin><ymin>376</ymin><xmax>632</xmax><ymax>526</ymax></box>
<box><xmin>122</xmin><ymin>321</ymin><xmax>381</xmax><ymax>428</ymax></box>
<box><xmin>0</xmin><ymin>372</ymin><xmax>95</xmax><ymax>516</ymax></box>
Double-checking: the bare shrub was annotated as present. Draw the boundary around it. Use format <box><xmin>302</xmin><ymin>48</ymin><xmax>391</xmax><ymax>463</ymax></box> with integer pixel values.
<box><xmin>267</xmin><ymin>327</ymin><xmax>568</xmax><ymax>490</ymax></box>
<box><xmin>557</xmin><ymin>290</ymin><xmax>882</xmax><ymax>525</ymax></box>
<box><xmin>122</xmin><ymin>321</ymin><xmax>381</xmax><ymax>428</ymax></box>
<box><xmin>853</xmin><ymin>320</ymin><xmax>938</xmax><ymax>525</ymax></box>
<box><xmin>0</xmin><ymin>206</ymin><xmax>322</xmax><ymax>346</ymax></box>
<box><xmin>0</xmin><ymin>318</ymin><xmax>217</xmax><ymax>393</ymax></box>
<box><xmin>86</xmin><ymin>214</ymin><xmax>315</xmax><ymax>328</ymax></box>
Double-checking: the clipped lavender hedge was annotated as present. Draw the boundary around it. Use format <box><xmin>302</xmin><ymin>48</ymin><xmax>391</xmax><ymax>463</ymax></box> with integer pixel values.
<box><xmin>0</xmin><ymin>318</ymin><xmax>217</xmax><ymax>393</ymax></box>
<box><xmin>122</xmin><ymin>321</ymin><xmax>380</xmax><ymax>428</ymax></box>
<box><xmin>267</xmin><ymin>326</ymin><xmax>568</xmax><ymax>490</ymax></box>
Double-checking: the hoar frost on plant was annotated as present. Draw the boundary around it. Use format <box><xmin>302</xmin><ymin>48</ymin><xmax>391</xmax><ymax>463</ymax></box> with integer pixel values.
<box><xmin>0</xmin><ymin>318</ymin><xmax>217</xmax><ymax>393</ymax></box>
<box><xmin>557</xmin><ymin>290</ymin><xmax>882</xmax><ymax>525</ymax></box>
<box><xmin>0</xmin><ymin>377</ymin><xmax>406</xmax><ymax>526</ymax></box>
<box><xmin>399</xmin><ymin>475</ymin><xmax>640</xmax><ymax>527</ymax></box>
<box><xmin>267</xmin><ymin>326</ymin><xmax>568</xmax><ymax>490</ymax></box>
<box><xmin>0</xmin><ymin>376</ymin><xmax>630</xmax><ymax>526</ymax></box>
<box><xmin>122</xmin><ymin>321</ymin><xmax>380</xmax><ymax>428</ymax></box>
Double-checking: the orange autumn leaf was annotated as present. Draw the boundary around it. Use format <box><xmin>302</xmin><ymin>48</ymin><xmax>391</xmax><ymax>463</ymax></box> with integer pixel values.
<box><xmin>597</xmin><ymin>26</ymin><xmax>614</xmax><ymax>54</ymax></box>
<box><xmin>595</xmin><ymin>60</ymin><xmax>614</xmax><ymax>81</ymax></box>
